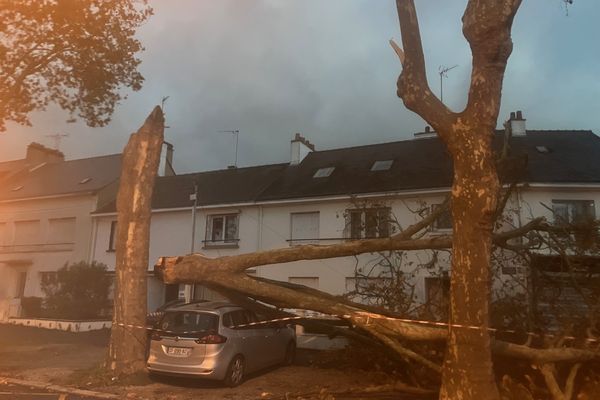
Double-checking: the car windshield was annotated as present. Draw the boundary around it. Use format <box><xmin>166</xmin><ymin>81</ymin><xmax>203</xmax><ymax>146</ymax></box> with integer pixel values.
<box><xmin>159</xmin><ymin>311</ymin><xmax>218</xmax><ymax>334</ymax></box>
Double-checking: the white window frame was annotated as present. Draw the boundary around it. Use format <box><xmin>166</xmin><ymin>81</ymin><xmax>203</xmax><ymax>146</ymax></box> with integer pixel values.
<box><xmin>290</xmin><ymin>211</ymin><xmax>320</xmax><ymax>246</ymax></box>
<box><xmin>313</xmin><ymin>167</ymin><xmax>335</xmax><ymax>178</ymax></box>
<box><xmin>47</xmin><ymin>217</ymin><xmax>76</xmax><ymax>245</ymax></box>
<box><xmin>346</xmin><ymin>207</ymin><xmax>391</xmax><ymax>239</ymax></box>
<box><xmin>431</xmin><ymin>204</ymin><xmax>452</xmax><ymax>232</ymax></box>
<box><xmin>107</xmin><ymin>220</ymin><xmax>118</xmax><ymax>252</ymax></box>
<box><xmin>552</xmin><ymin>200</ymin><xmax>596</xmax><ymax>225</ymax></box>
<box><xmin>13</xmin><ymin>220</ymin><xmax>41</xmax><ymax>246</ymax></box>
<box><xmin>288</xmin><ymin>277</ymin><xmax>319</xmax><ymax>290</ymax></box>
<box><xmin>370</xmin><ymin>160</ymin><xmax>393</xmax><ymax>171</ymax></box>
<box><xmin>205</xmin><ymin>213</ymin><xmax>240</xmax><ymax>247</ymax></box>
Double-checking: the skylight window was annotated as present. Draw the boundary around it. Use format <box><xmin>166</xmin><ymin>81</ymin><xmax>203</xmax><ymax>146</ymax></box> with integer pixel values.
<box><xmin>536</xmin><ymin>146</ymin><xmax>550</xmax><ymax>154</ymax></box>
<box><xmin>313</xmin><ymin>167</ymin><xmax>335</xmax><ymax>178</ymax></box>
<box><xmin>371</xmin><ymin>160</ymin><xmax>394</xmax><ymax>171</ymax></box>
<box><xmin>29</xmin><ymin>162</ymin><xmax>46</xmax><ymax>173</ymax></box>
<box><xmin>79</xmin><ymin>177</ymin><xmax>92</xmax><ymax>184</ymax></box>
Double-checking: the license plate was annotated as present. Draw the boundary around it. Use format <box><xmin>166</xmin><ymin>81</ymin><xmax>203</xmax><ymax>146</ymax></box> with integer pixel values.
<box><xmin>167</xmin><ymin>347</ymin><xmax>191</xmax><ymax>357</ymax></box>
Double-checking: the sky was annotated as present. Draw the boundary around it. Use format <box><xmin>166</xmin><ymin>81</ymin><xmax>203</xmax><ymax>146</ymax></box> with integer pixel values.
<box><xmin>0</xmin><ymin>0</ymin><xmax>598</xmax><ymax>173</ymax></box>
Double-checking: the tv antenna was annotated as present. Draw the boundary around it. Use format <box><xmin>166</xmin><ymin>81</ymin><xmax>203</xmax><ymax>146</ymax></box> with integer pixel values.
<box><xmin>438</xmin><ymin>64</ymin><xmax>458</xmax><ymax>104</ymax></box>
<box><xmin>46</xmin><ymin>133</ymin><xmax>69</xmax><ymax>151</ymax></box>
<box><xmin>218</xmin><ymin>130</ymin><xmax>240</xmax><ymax>168</ymax></box>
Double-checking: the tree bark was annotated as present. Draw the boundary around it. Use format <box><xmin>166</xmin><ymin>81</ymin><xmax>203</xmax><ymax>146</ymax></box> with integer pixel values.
<box><xmin>107</xmin><ymin>106</ymin><xmax>164</xmax><ymax>376</ymax></box>
<box><xmin>392</xmin><ymin>1</ymin><xmax>522</xmax><ymax>398</ymax></box>
<box><xmin>440</xmin><ymin>125</ymin><xmax>500</xmax><ymax>399</ymax></box>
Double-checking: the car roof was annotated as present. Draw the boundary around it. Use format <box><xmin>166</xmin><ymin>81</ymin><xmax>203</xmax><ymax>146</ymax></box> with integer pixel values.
<box><xmin>165</xmin><ymin>301</ymin><xmax>242</xmax><ymax>314</ymax></box>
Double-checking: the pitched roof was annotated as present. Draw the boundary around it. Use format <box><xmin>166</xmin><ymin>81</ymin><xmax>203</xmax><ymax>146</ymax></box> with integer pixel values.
<box><xmin>259</xmin><ymin>130</ymin><xmax>600</xmax><ymax>201</ymax></box>
<box><xmin>510</xmin><ymin>130</ymin><xmax>600</xmax><ymax>183</ymax></box>
<box><xmin>0</xmin><ymin>158</ymin><xmax>28</xmax><ymax>182</ymax></box>
<box><xmin>94</xmin><ymin>163</ymin><xmax>288</xmax><ymax>213</ymax></box>
<box><xmin>0</xmin><ymin>154</ymin><xmax>122</xmax><ymax>201</ymax></box>
<box><xmin>92</xmin><ymin>130</ymin><xmax>600</xmax><ymax>214</ymax></box>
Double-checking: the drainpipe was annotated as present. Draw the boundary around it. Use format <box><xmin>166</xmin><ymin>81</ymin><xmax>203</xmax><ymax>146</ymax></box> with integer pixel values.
<box><xmin>256</xmin><ymin>205</ymin><xmax>263</xmax><ymax>277</ymax></box>
<box><xmin>184</xmin><ymin>182</ymin><xmax>199</xmax><ymax>302</ymax></box>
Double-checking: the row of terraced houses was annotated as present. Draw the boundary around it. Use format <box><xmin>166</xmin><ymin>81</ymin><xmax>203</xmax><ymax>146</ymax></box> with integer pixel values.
<box><xmin>1</xmin><ymin>111</ymin><xmax>600</xmax><ymax>320</ymax></box>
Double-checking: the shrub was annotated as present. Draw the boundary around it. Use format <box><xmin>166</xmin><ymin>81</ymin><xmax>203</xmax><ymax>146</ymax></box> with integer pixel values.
<box><xmin>41</xmin><ymin>261</ymin><xmax>111</xmax><ymax>320</ymax></box>
<box><xmin>20</xmin><ymin>296</ymin><xmax>43</xmax><ymax>318</ymax></box>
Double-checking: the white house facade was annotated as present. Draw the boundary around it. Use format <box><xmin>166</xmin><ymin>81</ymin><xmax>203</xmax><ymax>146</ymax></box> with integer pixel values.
<box><xmin>89</xmin><ymin>113</ymin><xmax>600</xmax><ymax>315</ymax></box>
<box><xmin>0</xmin><ymin>144</ymin><xmax>122</xmax><ymax>320</ymax></box>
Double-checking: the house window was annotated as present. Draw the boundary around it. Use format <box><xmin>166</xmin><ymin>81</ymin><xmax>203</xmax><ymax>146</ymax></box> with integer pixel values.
<box><xmin>47</xmin><ymin>217</ymin><xmax>76</xmax><ymax>244</ymax></box>
<box><xmin>346</xmin><ymin>208</ymin><xmax>390</xmax><ymax>239</ymax></box>
<box><xmin>313</xmin><ymin>167</ymin><xmax>335</xmax><ymax>178</ymax></box>
<box><xmin>40</xmin><ymin>271</ymin><xmax>58</xmax><ymax>286</ymax></box>
<box><xmin>15</xmin><ymin>271</ymin><xmax>27</xmax><ymax>298</ymax></box>
<box><xmin>370</xmin><ymin>160</ymin><xmax>393</xmax><ymax>171</ymax></box>
<box><xmin>431</xmin><ymin>204</ymin><xmax>452</xmax><ymax>231</ymax></box>
<box><xmin>108</xmin><ymin>221</ymin><xmax>117</xmax><ymax>252</ymax></box>
<box><xmin>14</xmin><ymin>220</ymin><xmax>40</xmax><ymax>246</ymax></box>
<box><xmin>288</xmin><ymin>277</ymin><xmax>319</xmax><ymax>290</ymax></box>
<box><xmin>345</xmin><ymin>277</ymin><xmax>392</xmax><ymax>305</ymax></box>
<box><xmin>290</xmin><ymin>212</ymin><xmax>319</xmax><ymax>245</ymax></box>
<box><xmin>425</xmin><ymin>276</ymin><xmax>450</xmax><ymax>315</ymax></box>
<box><xmin>205</xmin><ymin>214</ymin><xmax>239</xmax><ymax>246</ymax></box>
<box><xmin>552</xmin><ymin>200</ymin><xmax>595</xmax><ymax>225</ymax></box>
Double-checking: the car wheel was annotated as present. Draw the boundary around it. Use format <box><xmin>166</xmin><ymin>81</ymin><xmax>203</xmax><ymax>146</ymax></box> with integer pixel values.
<box><xmin>224</xmin><ymin>355</ymin><xmax>245</xmax><ymax>387</ymax></box>
<box><xmin>283</xmin><ymin>342</ymin><xmax>296</xmax><ymax>365</ymax></box>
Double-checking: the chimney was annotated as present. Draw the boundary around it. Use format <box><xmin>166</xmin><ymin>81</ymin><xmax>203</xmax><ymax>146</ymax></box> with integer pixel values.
<box><xmin>290</xmin><ymin>133</ymin><xmax>315</xmax><ymax>165</ymax></box>
<box><xmin>159</xmin><ymin>141</ymin><xmax>176</xmax><ymax>176</ymax></box>
<box><xmin>26</xmin><ymin>142</ymin><xmax>64</xmax><ymax>165</ymax></box>
<box><xmin>508</xmin><ymin>110</ymin><xmax>527</xmax><ymax>136</ymax></box>
<box><xmin>413</xmin><ymin>126</ymin><xmax>437</xmax><ymax>139</ymax></box>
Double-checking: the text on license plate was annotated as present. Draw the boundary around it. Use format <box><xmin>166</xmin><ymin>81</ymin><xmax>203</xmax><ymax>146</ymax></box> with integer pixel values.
<box><xmin>167</xmin><ymin>347</ymin><xmax>192</xmax><ymax>357</ymax></box>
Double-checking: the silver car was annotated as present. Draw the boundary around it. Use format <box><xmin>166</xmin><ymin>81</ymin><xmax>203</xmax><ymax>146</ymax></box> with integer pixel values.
<box><xmin>146</xmin><ymin>301</ymin><xmax>296</xmax><ymax>386</ymax></box>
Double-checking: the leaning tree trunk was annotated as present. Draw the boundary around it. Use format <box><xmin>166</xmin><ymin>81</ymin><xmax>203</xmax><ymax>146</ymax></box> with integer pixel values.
<box><xmin>107</xmin><ymin>106</ymin><xmax>164</xmax><ymax>376</ymax></box>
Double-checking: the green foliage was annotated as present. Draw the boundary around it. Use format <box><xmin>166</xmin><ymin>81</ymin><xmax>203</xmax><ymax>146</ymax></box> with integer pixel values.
<box><xmin>0</xmin><ymin>0</ymin><xmax>152</xmax><ymax>131</ymax></box>
<box><xmin>20</xmin><ymin>296</ymin><xmax>42</xmax><ymax>318</ymax></box>
<box><xmin>41</xmin><ymin>261</ymin><xmax>112</xmax><ymax>320</ymax></box>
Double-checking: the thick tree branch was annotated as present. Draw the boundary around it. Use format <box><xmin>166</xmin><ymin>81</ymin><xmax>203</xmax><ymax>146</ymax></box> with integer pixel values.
<box><xmin>462</xmin><ymin>0</ymin><xmax>522</xmax><ymax>123</ymax></box>
<box><xmin>156</xmin><ymin>255</ymin><xmax>600</xmax><ymax>365</ymax></box>
<box><xmin>493</xmin><ymin>341</ymin><xmax>599</xmax><ymax>364</ymax></box>
<box><xmin>394</xmin><ymin>0</ymin><xmax>456</xmax><ymax>144</ymax></box>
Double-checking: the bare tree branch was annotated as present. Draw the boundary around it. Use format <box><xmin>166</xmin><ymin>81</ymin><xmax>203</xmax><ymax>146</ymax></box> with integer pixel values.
<box><xmin>394</xmin><ymin>0</ymin><xmax>456</xmax><ymax>144</ymax></box>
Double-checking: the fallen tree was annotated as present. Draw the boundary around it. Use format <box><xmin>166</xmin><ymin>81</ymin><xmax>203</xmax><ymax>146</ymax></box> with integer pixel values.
<box><xmin>104</xmin><ymin>0</ymin><xmax>595</xmax><ymax>398</ymax></box>
<box><xmin>151</xmin><ymin>2</ymin><xmax>598</xmax><ymax>399</ymax></box>
<box><xmin>155</xmin><ymin>215</ymin><xmax>600</xmax><ymax>360</ymax></box>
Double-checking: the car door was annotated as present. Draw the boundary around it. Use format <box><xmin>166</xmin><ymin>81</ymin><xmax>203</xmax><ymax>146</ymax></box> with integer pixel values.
<box><xmin>224</xmin><ymin>310</ymin><xmax>262</xmax><ymax>373</ymax></box>
<box><xmin>253</xmin><ymin>313</ymin><xmax>281</xmax><ymax>366</ymax></box>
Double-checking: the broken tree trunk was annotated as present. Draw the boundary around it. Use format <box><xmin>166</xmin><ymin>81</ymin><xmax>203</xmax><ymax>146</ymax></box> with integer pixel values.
<box><xmin>107</xmin><ymin>106</ymin><xmax>164</xmax><ymax>376</ymax></box>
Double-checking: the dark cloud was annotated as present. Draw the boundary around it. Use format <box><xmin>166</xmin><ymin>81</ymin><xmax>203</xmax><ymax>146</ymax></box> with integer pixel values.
<box><xmin>1</xmin><ymin>0</ymin><xmax>598</xmax><ymax>173</ymax></box>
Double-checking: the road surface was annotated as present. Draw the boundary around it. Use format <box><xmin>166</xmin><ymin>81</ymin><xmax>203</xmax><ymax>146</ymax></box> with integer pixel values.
<box><xmin>0</xmin><ymin>381</ymin><xmax>105</xmax><ymax>399</ymax></box>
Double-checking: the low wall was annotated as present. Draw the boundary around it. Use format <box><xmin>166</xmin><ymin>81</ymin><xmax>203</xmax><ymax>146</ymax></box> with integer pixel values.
<box><xmin>295</xmin><ymin>325</ymin><xmax>349</xmax><ymax>350</ymax></box>
<box><xmin>5</xmin><ymin>317</ymin><xmax>111</xmax><ymax>332</ymax></box>
<box><xmin>296</xmin><ymin>333</ymin><xmax>349</xmax><ymax>350</ymax></box>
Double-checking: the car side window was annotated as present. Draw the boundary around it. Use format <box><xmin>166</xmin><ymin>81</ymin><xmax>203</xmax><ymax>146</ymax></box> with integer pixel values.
<box><xmin>243</xmin><ymin>310</ymin><xmax>258</xmax><ymax>324</ymax></box>
<box><xmin>223</xmin><ymin>310</ymin><xmax>249</xmax><ymax>329</ymax></box>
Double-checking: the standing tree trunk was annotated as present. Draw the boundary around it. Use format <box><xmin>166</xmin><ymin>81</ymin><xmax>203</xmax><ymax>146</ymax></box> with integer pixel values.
<box><xmin>440</xmin><ymin>125</ymin><xmax>500</xmax><ymax>399</ymax></box>
<box><xmin>107</xmin><ymin>106</ymin><xmax>164</xmax><ymax>376</ymax></box>
<box><xmin>392</xmin><ymin>1</ymin><xmax>522</xmax><ymax>398</ymax></box>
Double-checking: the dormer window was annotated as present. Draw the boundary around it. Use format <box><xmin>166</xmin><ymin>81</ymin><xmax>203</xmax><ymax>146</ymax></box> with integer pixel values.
<box><xmin>313</xmin><ymin>167</ymin><xmax>335</xmax><ymax>178</ymax></box>
<box><xmin>79</xmin><ymin>177</ymin><xmax>92</xmax><ymax>184</ymax></box>
<box><xmin>371</xmin><ymin>160</ymin><xmax>393</xmax><ymax>171</ymax></box>
<box><xmin>536</xmin><ymin>146</ymin><xmax>550</xmax><ymax>154</ymax></box>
